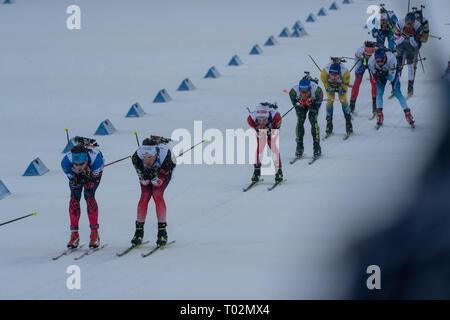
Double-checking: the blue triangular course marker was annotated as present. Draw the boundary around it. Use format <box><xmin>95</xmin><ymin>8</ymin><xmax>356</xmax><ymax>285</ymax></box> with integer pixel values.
<box><xmin>318</xmin><ymin>8</ymin><xmax>327</xmax><ymax>16</ymax></box>
<box><xmin>62</xmin><ymin>137</ymin><xmax>76</xmax><ymax>153</ymax></box>
<box><xmin>293</xmin><ymin>20</ymin><xmax>304</xmax><ymax>30</ymax></box>
<box><xmin>0</xmin><ymin>179</ymin><xmax>11</xmax><ymax>200</ymax></box>
<box><xmin>329</xmin><ymin>2</ymin><xmax>338</xmax><ymax>10</ymax></box>
<box><xmin>228</xmin><ymin>55</ymin><xmax>243</xmax><ymax>66</ymax></box>
<box><xmin>291</xmin><ymin>28</ymin><xmax>303</xmax><ymax>38</ymax></box>
<box><xmin>249</xmin><ymin>44</ymin><xmax>263</xmax><ymax>55</ymax></box>
<box><xmin>177</xmin><ymin>78</ymin><xmax>196</xmax><ymax>91</ymax></box>
<box><xmin>23</xmin><ymin>157</ymin><xmax>49</xmax><ymax>176</ymax></box>
<box><xmin>94</xmin><ymin>119</ymin><xmax>117</xmax><ymax>135</ymax></box>
<box><xmin>264</xmin><ymin>36</ymin><xmax>278</xmax><ymax>46</ymax></box>
<box><xmin>204</xmin><ymin>66</ymin><xmax>221</xmax><ymax>78</ymax></box>
<box><xmin>279</xmin><ymin>27</ymin><xmax>291</xmax><ymax>37</ymax></box>
<box><xmin>306</xmin><ymin>14</ymin><xmax>316</xmax><ymax>22</ymax></box>
<box><xmin>125</xmin><ymin>102</ymin><xmax>145</xmax><ymax>118</ymax></box>
<box><xmin>153</xmin><ymin>89</ymin><xmax>172</xmax><ymax>103</ymax></box>
<box><xmin>342</xmin><ymin>0</ymin><xmax>352</xmax><ymax>4</ymax></box>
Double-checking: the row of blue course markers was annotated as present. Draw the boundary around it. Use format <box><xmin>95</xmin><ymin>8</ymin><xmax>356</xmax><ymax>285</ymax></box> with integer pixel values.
<box><xmin>0</xmin><ymin>0</ymin><xmax>353</xmax><ymax>198</ymax></box>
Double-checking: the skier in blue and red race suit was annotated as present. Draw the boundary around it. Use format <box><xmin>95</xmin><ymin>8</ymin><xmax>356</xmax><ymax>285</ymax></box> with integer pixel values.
<box><xmin>371</xmin><ymin>6</ymin><xmax>398</xmax><ymax>51</ymax></box>
<box><xmin>368</xmin><ymin>49</ymin><xmax>415</xmax><ymax>128</ymax></box>
<box><xmin>61</xmin><ymin>138</ymin><xmax>104</xmax><ymax>249</ymax></box>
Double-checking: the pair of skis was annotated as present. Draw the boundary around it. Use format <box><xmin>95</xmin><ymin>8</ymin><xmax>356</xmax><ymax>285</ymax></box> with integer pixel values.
<box><xmin>116</xmin><ymin>240</ymin><xmax>176</xmax><ymax>258</ymax></box>
<box><xmin>243</xmin><ymin>178</ymin><xmax>286</xmax><ymax>192</ymax></box>
<box><xmin>290</xmin><ymin>155</ymin><xmax>320</xmax><ymax>165</ymax></box>
<box><xmin>324</xmin><ymin>132</ymin><xmax>352</xmax><ymax>141</ymax></box>
<box><xmin>52</xmin><ymin>243</ymin><xmax>108</xmax><ymax>261</ymax></box>
<box><xmin>52</xmin><ymin>241</ymin><xmax>175</xmax><ymax>260</ymax></box>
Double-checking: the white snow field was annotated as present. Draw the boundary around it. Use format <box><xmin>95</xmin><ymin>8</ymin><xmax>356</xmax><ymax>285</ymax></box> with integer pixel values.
<box><xmin>0</xmin><ymin>0</ymin><xmax>449</xmax><ymax>299</ymax></box>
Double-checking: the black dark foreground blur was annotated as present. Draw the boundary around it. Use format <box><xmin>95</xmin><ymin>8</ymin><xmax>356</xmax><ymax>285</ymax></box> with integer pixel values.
<box><xmin>350</xmin><ymin>77</ymin><xmax>450</xmax><ymax>299</ymax></box>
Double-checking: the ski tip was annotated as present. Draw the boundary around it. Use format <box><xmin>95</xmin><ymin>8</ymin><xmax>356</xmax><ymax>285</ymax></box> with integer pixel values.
<box><xmin>33</xmin><ymin>211</ymin><xmax>37</xmax><ymax>216</ymax></box>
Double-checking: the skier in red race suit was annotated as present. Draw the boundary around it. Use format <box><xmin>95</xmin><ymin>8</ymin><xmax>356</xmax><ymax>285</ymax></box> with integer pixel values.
<box><xmin>130</xmin><ymin>136</ymin><xmax>176</xmax><ymax>247</ymax></box>
<box><xmin>247</xmin><ymin>102</ymin><xmax>283</xmax><ymax>184</ymax></box>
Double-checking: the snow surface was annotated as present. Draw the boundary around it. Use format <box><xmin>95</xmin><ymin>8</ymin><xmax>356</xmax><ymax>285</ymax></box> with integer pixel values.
<box><xmin>0</xmin><ymin>0</ymin><xmax>449</xmax><ymax>299</ymax></box>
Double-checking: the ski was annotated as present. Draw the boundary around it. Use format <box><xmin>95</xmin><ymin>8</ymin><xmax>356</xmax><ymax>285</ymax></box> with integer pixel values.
<box><xmin>243</xmin><ymin>179</ymin><xmax>264</xmax><ymax>192</ymax></box>
<box><xmin>388</xmin><ymin>92</ymin><xmax>395</xmax><ymax>99</ymax></box>
<box><xmin>52</xmin><ymin>244</ymin><xmax>85</xmax><ymax>261</ymax></box>
<box><xmin>74</xmin><ymin>244</ymin><xmax>108</xmax><ymax>261</ymax></box>
<box><xmin>267</xmin><ymin>179</ymin><xmax>286</xmax><ymax>191</ymax></box>
<box><xmin>375</xmin><ymin>123</ymin><xmax>382</xmax><ymax>130</ymax></box>
<box><xmin>116</xmin><ymin>241</ymin><xmax>150</xmax><ymax>257</ymax></box>
<box><xmin>290</xmin><ymin>156</ymin><xmax>303</xmax><ymax>164</ymax></box>
<box><xmin>308</xmin><ymin>156</ymin><xmax>320</xmax><ymax>165</ymax></box>
<box><xmin>323</xmin><ymin>132</ymin><xmax>333</xmax><ymax>140</ymax></box>
<box><xmin>369</xmin><ymin>112</ymin><xmax>377</xmax><ymax>120</ymax></box>
<box><xmin>406</xmin><ymin>93</ymin><xmax>413</xmax><ymax>100</ymax></box>
<box><xmin>343</xmin><ymin>132</ymin><xmax>353</xmax><ymax>140</ymax></box>
<box><xmin>141</xmin><ymin>241</ymin><xmax>176</xmax><ymax>258</ymax></box>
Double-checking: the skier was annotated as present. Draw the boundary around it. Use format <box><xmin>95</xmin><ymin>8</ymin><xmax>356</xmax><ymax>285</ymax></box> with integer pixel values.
<box><xmin>394</xmin><ymin>12</ymin><xmax>423</xmax><ymax>97</ymax></box>
<box><xmin>349</xmin><ymin>41</ymin><xmax>377</xmax><ymax>117</ymax></box>
<box><xmin>371</xmin><ymin>6</ymin><xmax>398</xmax><ymax>51</ymax></box>
<box><xmin>288</xmin><ymin>72</ymin><xmax>323</xmax><ymax>158</ymax></box>
<box><xmin>368</xmin><ymin>48</ymin><xmax>415</xmax><ymax>129</ymax></box>
<box><xmin>320</xmin><ymin>58</ymin><xmax>352</xmax><ymax>137</ymax></box>
<box><xmin>61</xmin><ymin>137</ymin><xmax>104</xmax><ymax>249</ymax></box>
<box><xmin>247</xmin><ymin>102</ymin><xmax>283</xmax><ymax>184</ymax></box>
<box><xmin>412</xmin><ymin>7</ymin><xmax>430</xmax><ymax>79</ymax></box>
<box><xmin>131</xmin><ymin>136</ymin><xmax>176</xmax><ymax>247</ymax></box>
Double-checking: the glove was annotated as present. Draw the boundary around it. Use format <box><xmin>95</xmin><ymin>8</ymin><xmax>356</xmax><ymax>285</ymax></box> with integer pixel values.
<box><xmin>84</xmin><ymin>182</ymin><xmax>95</xmax><ymax>189</ymax></box>
<box><xmin>74</xmin><ymin>173</ymin><xmax>89</xmax><ymax>186</ymax></box>
<box><xmin>298</xmin><ymin>98</ymin><xmax>312</xmax><ymax>107</ymax></box>
<box><xmin>396</xmin><ymin>36</ymin><xmax>405</xmax><ymax>45</ymax></box>
<box><xmin>151</xmin><ymin>177</ymin><xmax>164</xmax><ymax>188</ymax></box>
<box><xmin>140</xmin><ymin>179</ymin><xmax>151</xmax><ymax>186</ymax></box>
<box><xmin>409</xmin><ymin>37</ymin><xmax>417</xmax><ymax>47</ymax></box>
<box><xmin>70</xmin><ymin>178</ymin><xmax>82</xmax><ymax>188</ymax></box>
<box><xmin>141</xmin><ymin>168</ymin><xmax>156</xmax><ymax>181</ymax></box>
<box><xmin>339</xmin><ymin>88</ymin><xmax>346</xmax><ymax>95</ymax></box>
<box><xmin>326</xmin><ymin>87</ymin><xmax>335</xmax><ymax>93</ymax></box>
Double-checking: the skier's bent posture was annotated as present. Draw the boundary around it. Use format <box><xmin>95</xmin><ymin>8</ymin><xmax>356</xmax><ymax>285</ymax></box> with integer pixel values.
<box><xmin>61</xmin><ymin>138</ymin><xmax>104</xmax><ymax>249</ymax></box>
<box><xmin>247</xmin><ymin>103</ymin><xmax>283</xmax><ymax>184</ymax></box>
<box><xmin>131</xmin><ymin>136</ymin><xmax>176</xmax><ymax>247</ymax></box>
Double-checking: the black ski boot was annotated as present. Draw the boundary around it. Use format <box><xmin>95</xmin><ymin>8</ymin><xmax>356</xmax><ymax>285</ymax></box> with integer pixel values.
<box><xmin>313</xmin><ymin>143</ymin><xmax>322</xmax><ymax>158</ymax></box>
<box><xmin>275</xmin><ymin>168</ymin><xmax>283</xmax><ymax>183</ymax></box>
<box><xmin>408</xmin><ymin>80</ymin><xmax>414</xmax><ymax>96</ymax></box>
<box><xmin>251</xmin><ymin>164</ymin><xmax>261</xmax><ymax>182</ymax></box>
<box><xmin>349</xmin><ymin>99</ymin><xmax>356</xmax><ymax>114</ymax></box>
<box><xmin>295</xmin><ymin>141</ymin><xmax>304</xmax><ymax>158</ymax></box>
<box><xmin>345</xmin><ymin>114</ymin><xmax>353</xmax><ymax>135</ymax></box>
<box><xmin>156</xmin><ymin>222</ymin><xmax>168</xmax><ymax>247</ymax></box>
<box><xmin>131</xmin><ymin>221</ymin><xmax>144</xmax><ymax>247</ymax></box>
<box><xmin>326</xmin><ymin>116</ymin><xmax>333</xmax><ymax>135</ymax></box>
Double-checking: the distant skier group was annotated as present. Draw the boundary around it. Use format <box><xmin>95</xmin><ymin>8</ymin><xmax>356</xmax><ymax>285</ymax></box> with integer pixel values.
<box><xmin>59</xmin><ymin>5</ymin><xmax>431</xmax><ymax>252</ymax></box>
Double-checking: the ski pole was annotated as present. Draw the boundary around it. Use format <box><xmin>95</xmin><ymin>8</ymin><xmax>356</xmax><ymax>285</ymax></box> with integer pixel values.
<box><xmin>0</xmin><ymin>212</ymin><xmax>37</xmax><ymax>227</ymax></box>
<box><xmin>349</xmin><ymin>59</ymin><xmax>359</xmax><ymax>72</ymax></box>
<box><xmin>177</xmin><ymin>139</ymin><xmax>209</xmax><ymax>157</ymax></box>
<box><xmin>246</xmin><ymin>107</ymin><xmax>251</xmax><ymax>114</ymax></box>
<box><xmin>65</xmin><ymin>128</ymin><xmax>71</xmax><ymax>152</ymax></box>
<box><xmin>418</xmin><ymin>51</ymin><xmax>425</xmax><ymax>74</ymax></box>
<box><xmin>429</xmin><ymin>35</ymin><xmax>442</xmax><ymax>40</ymax></box>
<box><xmin>104</xmin><ymin>155</ymin><xmax>132</xmax><ymax>168</ymax></box>
<box><xmin>307</xmin><ymin>54</ymin><xmax>322</xmax><ymax>72</ymax></box>
<box><xmin>133</xmin><ymin>131</ymin><xmax>140</xmax><ymax>147</ymax></box>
